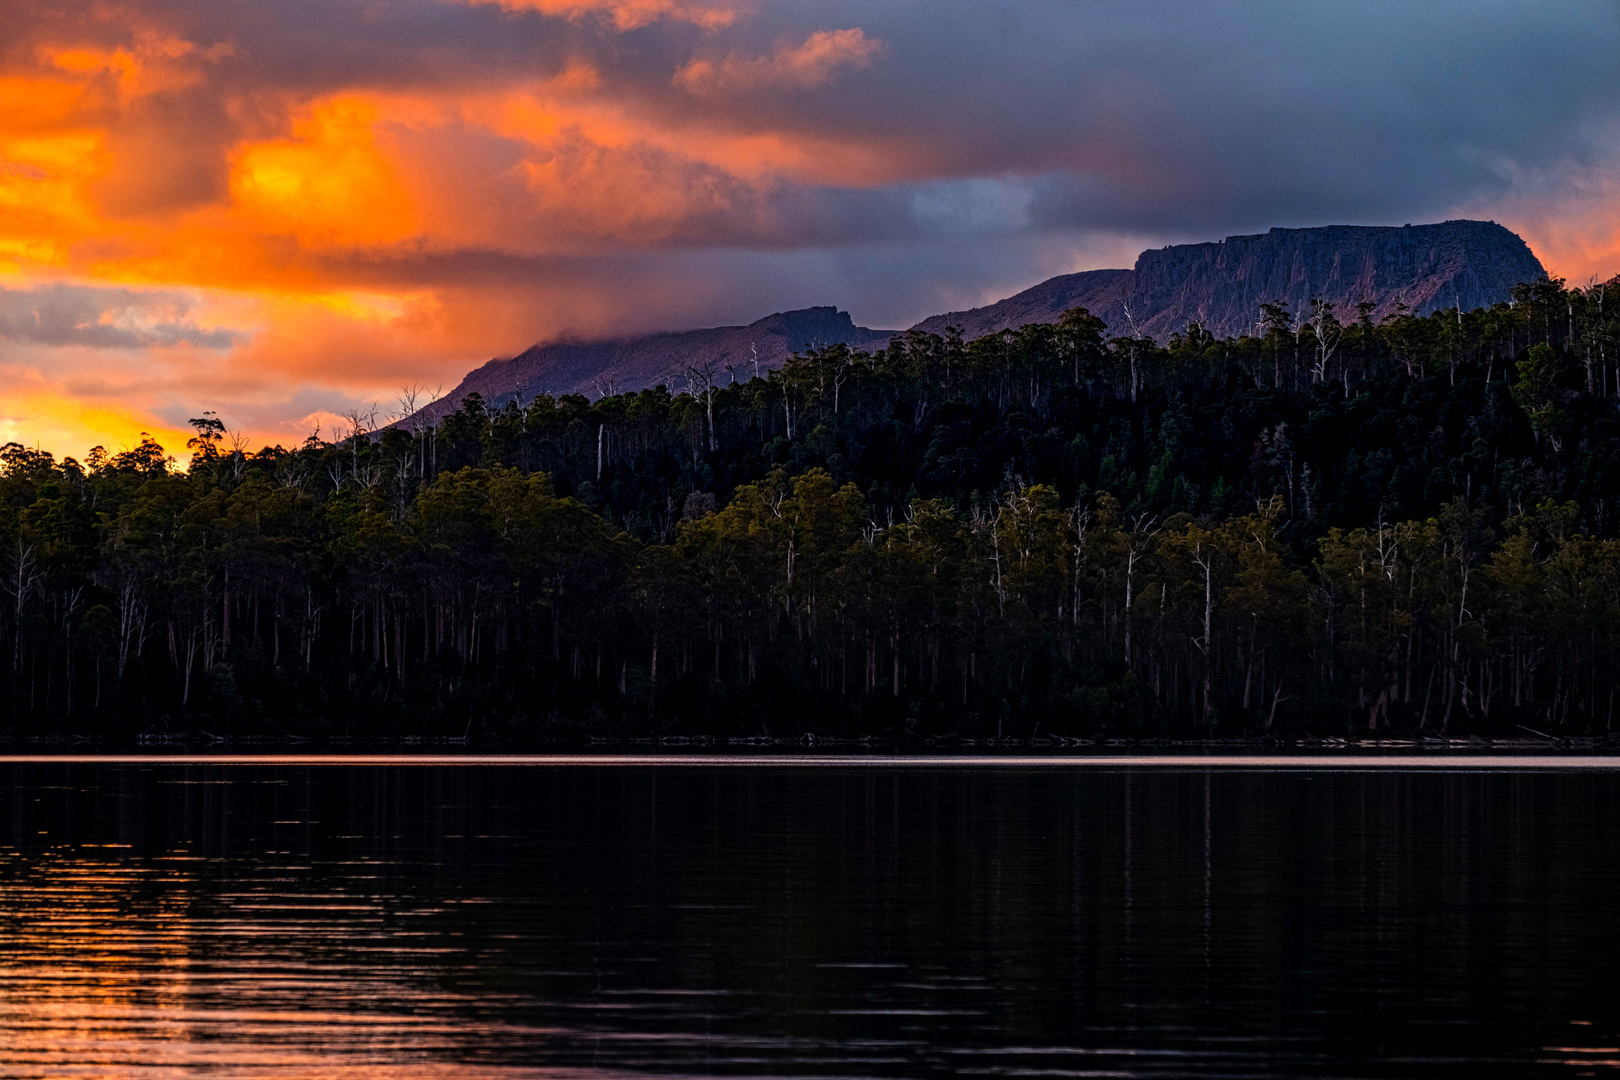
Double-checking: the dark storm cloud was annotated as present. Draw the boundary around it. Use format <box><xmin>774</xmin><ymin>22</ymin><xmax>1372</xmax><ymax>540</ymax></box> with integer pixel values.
<box><xmin>742</xmin><ymin>0</ymin><xmax>1620</xmax><ymax>237</ymax></box>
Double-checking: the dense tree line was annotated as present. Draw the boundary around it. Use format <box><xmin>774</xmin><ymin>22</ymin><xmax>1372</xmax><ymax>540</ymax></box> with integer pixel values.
<box><xmin>5</xmin><ymin>275</ymin><xmax>1620</xmax><ymax>739</ymax></box>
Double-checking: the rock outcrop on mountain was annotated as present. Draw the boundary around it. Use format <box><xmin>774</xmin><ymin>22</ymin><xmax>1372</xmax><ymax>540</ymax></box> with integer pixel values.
<box><xmin>909</xmin><ymin>221</ymin><xmax>1545</xmax><ymax>342</ymax></box>
<box><xmin>402</xmin><ymin>220</ymin><xmax>1545</xmax><ymax>427</ymax></box>
<box><xmin>1122</xmin><ymin>220</ymin><xmax>1546</xmax><ymax>339</ymax></box>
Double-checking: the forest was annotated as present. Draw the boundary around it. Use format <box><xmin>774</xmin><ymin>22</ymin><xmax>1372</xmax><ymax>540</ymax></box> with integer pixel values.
<box><xmin>4</xmin><ymin>275</ymin><xmax>1620</xmax><ymax>741</ymax></box>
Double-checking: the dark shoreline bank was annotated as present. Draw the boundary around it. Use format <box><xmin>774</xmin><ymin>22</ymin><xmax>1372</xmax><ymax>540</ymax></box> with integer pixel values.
<box><xmin>8</xmin><ymin>752</ymin><xmax>1620</xmax><ymax>769</ymax></box>
<box><xmin>6</xmin><ymin>730</ymin><xmax>1620</xmax><ymax>757</ymax></box>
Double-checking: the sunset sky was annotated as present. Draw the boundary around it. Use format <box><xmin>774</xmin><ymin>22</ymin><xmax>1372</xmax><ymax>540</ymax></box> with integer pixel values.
<box><xmin>3</xmin><ymin>0</ymin><xmax>1620</xmax><ymax>456</ymax></box>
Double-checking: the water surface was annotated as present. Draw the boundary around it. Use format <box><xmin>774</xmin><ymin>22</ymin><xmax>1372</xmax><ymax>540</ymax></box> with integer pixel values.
<box><xmin>2</xmin><ymin>759</ymin><xmax>1618</xmax><ymax>1078</ymax></box>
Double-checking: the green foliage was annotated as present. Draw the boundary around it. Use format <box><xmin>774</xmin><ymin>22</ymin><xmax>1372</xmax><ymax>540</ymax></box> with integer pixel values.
<box><xmin>1513</xmin><ymin>343</ymin><xmax>1567</xmax><ymax>435</ymax></box>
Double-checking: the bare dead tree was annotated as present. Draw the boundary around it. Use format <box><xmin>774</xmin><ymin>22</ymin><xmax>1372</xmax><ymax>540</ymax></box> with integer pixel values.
<box><xmin>394</xmin><ymin>384</ymin><xmax>424</xmax><ymax>427</ymax></box>
<box><xmin>1120</xmin><ymin>301</ymin><xmax>1143</xmax><ymax>402</ymax></box>
<box><xmin>1122</xmin><ymin>512</ymin><xmax>1161</xmax><ymax>669</ymax></box>
<box><xmin>213</xmin><ymin>426</ymin><xmax>248</xmax><ymax>482</ymax></box>
<box><xmin>1306</xmin><ymin>297</ymin><xmax>1341</xmax><ymax>384</ymax></box>
<box><xmin>680</xmin><ymin>358</ymin><xmax>720</xmax><ymax>453</ymax></box>
<box><xmin>780</xmin><ymin>369</ymin><xmax>795</xmax><ymax>439</ymax></box>
<box><xmin>340</xmin><ymin>404</ymin><xmax>378</xmax><ymax>480</ymax></box>
<box><xmin>1070</xmin><ymin>505</ymin><xmax>1091</xmax><ymax>627</ymax></box>
<box><xmin>831</xmin><ymin>350</ymin><xmax>854</xmax><ymax>415</ymax></box>
<box><xmin>6</xmin><ymin>539</ymin><xmax>41</xmax><ymax>674</ymax></box>
<box><xmin>404</xmin><ymin>385</ymin><xmax>443</xmax><ymax>479</ymax></box>
<box><xmin>275</xmin><ymin>453</ymin><xmax>311</xmax><ymax>491</ymax></box>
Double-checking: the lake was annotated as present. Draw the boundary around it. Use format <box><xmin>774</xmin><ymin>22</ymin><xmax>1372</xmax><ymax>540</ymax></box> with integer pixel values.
<box><xmin>1</xmin><ymin>757</ymin><xmax>1618</xmax><ymax>1078</ymax></box>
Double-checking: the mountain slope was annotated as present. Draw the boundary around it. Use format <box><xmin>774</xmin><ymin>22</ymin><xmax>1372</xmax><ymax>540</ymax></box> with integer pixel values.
<box><xmin>406</xmin><ymin>307</ymin><xmax>891</xmax><ymax>426</ymax></box>
<box><xmin>904</xmin><ymin>269</ymin><xmax>1135</xmax><ymax>341</ymax></box>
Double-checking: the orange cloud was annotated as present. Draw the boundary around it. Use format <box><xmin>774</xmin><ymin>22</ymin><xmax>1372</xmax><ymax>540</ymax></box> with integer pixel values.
<box><xmin>454</xmin><ymin>0</ymin><xmax>739</xmax><ymax>30</ymax></box>
<box><xmin>674</xmin><ymin>28</ymin><xmax>882</xmax><ymax>97</ymax></box>
<box><xmin>230</xmin><ymin>98</ymin><xmax>418</xmax><ymax>248</ymax></box>
<box><xmin>0</xmin><ymin>100</ymin><xmax>107</xmax><ymax>271</ymax></box>
<box><xmin>1497</xmin><ymin>196</ymin><xmax>1620</xmax><ymax>287</ymax></box>
<box><xmin>0</xmin><ymin>73</ymin><xmax>87</xmax><ymax>131</ymax></box>
<box><xmin>45</xmin><ymin>32</ymin><xmax>232</xmax><ymax>100</ymax></box>
<box><xmin>0</xmin><ymin>1</ymin><xmax>1032</xmax><ymax>460</ymax></box>
<box><xmin>1458</xmin><ymin>152</ymin><xmax>1620</xmax><ymax>286</ymax></box>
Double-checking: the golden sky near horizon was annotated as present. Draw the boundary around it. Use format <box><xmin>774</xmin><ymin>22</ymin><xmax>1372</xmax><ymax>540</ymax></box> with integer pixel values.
<box><xmin>2</xmin><ymin>0</ymin><xmax>1619</xmax><ymax>458</ymax></box>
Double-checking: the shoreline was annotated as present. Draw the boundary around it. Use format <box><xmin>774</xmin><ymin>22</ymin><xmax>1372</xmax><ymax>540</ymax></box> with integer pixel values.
<box><xmin>7</xmin><ymin>752</ymin><xmax>1620</xmax><ymax>768</ymax></box>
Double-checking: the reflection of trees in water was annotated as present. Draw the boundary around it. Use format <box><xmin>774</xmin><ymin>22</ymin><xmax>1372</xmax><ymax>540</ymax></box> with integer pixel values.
<box><xmin>3</xmin><ymin>765</ymin><xmax>1620</xmax><ymax>1074</ymax></box>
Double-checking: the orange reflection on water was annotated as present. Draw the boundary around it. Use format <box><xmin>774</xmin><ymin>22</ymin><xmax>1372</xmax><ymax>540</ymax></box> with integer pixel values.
<box><xmin>0</xmin><ymin>845</ymin><xmax>573</xmax><ymax>1079</ymax></box>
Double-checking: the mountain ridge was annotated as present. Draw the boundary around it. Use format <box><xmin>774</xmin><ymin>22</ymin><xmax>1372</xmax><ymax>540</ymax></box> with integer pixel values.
<box><xmin>402</xmin><ymin>220</ymin><xmax>1545</xmax><ymax>427</ymax></box>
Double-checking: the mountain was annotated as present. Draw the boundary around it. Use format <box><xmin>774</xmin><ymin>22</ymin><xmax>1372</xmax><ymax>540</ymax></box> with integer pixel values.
<box><xmin>405</xmin><ymin>307</ymin><xmax>890</xmax><ymax>425</ymax></box>
<box><xmin>904</xmin><ymin>220</ymin><xmax>1545</xmax><ymax>342</ymax></box>
<box><xmin>1122</xmin><ymin>220</ymin><xmax>1547</xmax><ymax>339</ymax></box>
<box><xmin>404</xmin><ymin>220</ymin><xmax>1544</xmax><ymax>425</ymax></box>
<box><xmin>905</xmin><ymin>268</ymin><xmax>1136</xmax><ymax>341</ymax></box>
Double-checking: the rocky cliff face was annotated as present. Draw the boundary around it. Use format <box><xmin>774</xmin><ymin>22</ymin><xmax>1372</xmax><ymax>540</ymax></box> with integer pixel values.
<box><xmin>912</xmin><ymin>220</ymin><xmax>1546</xmax><ymax>342</ymax></box>
<box><xmin>403</xmin><ymin>220</ymin><xmax>1547</xmax><ymax>427</ymax></box>
<box><xmin>1124</xmin><ymin>220</ymin><xmax>1547</xmax><ymax>339</ymax></box>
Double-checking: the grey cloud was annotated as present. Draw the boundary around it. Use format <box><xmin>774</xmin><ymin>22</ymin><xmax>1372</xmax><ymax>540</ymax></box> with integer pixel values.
<box><xmin>310</xmin><ymin>227</ymin><xmax>1146</xmax><ymax>340</ymax></box>
<box><xmin>674</xmin><ymin>2</ymin><xmax>1620</xmax><ymax>235</ymax></box>
<box><xmin>0</xmin><ymin>286</ymin><xmax>242</xmax><ymax>350</ymax></box>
